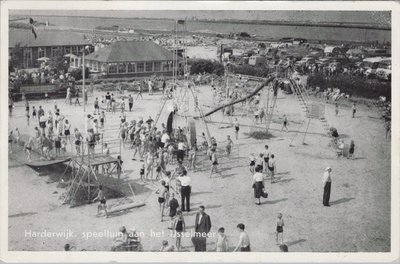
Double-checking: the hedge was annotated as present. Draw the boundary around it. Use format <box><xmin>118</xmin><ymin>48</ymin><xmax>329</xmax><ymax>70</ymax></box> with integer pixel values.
<box><xmin>307</xmin><ymin>73</ymin><xmax>391</xmax><ymax>100</ymax></box>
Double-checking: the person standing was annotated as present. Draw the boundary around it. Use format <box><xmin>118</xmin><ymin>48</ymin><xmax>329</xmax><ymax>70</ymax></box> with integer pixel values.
<box><xmin>177</xmin><ymin>170</ymin><xmax>191</xmax><ymax>212</ymax></box>
<box><xmin>352</xmin><ymin>103</ymin><xmax>356</xmax><ymax>118</ymax></box>
<box><xmin>335</xmin><ymin>103</ymin><xmax>339</xmax><ymax>116</ymax></box>
<box><xmin>234</xmin><ymin>118</ymin><xmax>240</xmax><ymax>140</ymax></box>
<box><xmin>233</xmin><ymin>223</ymin><xmax>250</xmax><ymax>252</ymax></box>
<box><xmin>322</xmin><ymin>167</ymin><xmax>332</xmax><ymax>207</ymax></box>
<box><xmin>193</xmin><ymin>205</ymin><xmax>212</xmax><ymax>252</ymax></box>
<box><xmin>128</xmin><ymin>95</ymin><xmax>134</xmax><ymax>112</ymax></box>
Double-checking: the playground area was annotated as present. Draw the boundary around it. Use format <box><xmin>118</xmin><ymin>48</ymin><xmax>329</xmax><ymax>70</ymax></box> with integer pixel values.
<box><xmin>7</xmin><ymin>71</ymin><xmax>391</xmax><ymax>251</ymax></box>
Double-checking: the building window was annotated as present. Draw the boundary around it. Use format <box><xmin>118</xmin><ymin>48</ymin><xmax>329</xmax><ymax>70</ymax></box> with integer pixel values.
<box><xmin>137</xmin><ymin>62</ymin><xmax>144</xmax><ymax>72</ymax></box>
<box><xmin>38</xmin><ymin>47</ymin><xmax>46</xmax><ymax>58</ymax></box>
<box><xmin>23</xmin><ymin>48</ymin><xmax>33</xmax><ymax>67</ymax></box>
<box><xmin>154</xmin><ymin>62</ymin><xmax>161</xmax><ymax>72</ymax></box>
<box><xmin>127</xmin><ymin>63</ymin><xmax>136</xmax><ymax>73</ymax></box>
<box><xmin>109</xmin><ymin>64</ymin><xmax>117</xmax><ymax>74</ymax></box>
<box><xmin>51</xmin><ymin>47</ymin><xmax>58</xmax><ymax>57</ymax></box>
<box><xmin>145</xmin><ymin>62</ymin><xmax>153</xmax><ymax>72</ymax></box>
<box><xmin>162</xmin><ymin>61</ymin><xmax>171</xmax><ymax>71</ymax></box>
<box><xmin>118</xmin><ymin>63</ymin><xmax>127</xmax><ymax>74</ymax></box>
<box><xmin>65</xmin><ymin>46</ymin><xmax>71</xmax><ymax>54</ymax></box>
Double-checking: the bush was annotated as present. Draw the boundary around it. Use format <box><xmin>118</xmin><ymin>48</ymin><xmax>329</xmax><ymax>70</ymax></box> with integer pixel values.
<box><xmin>189</xmin><ymin>59</ymin><xmax>225</xmax><ymax>76</ymax></box>
<box><xmin>69</xmin><ymin>67</ymin><xmax>90</xmax><ymax>81</ymax></box>
<box><xmin>307</xmin><ymin>73</ymin><xmax>391</xmax><ymax>100</ymax></box>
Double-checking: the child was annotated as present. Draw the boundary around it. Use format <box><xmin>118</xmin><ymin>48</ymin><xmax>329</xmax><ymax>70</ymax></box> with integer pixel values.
<box><xmin>216</xmin><ymin>227</ymin><xmax>229</xmax><ymax>252</ymax></box>
<box><xmin>14</xmin><ymin>128</ymin><xmax>20</xmax><ymax>145</ymax></box>
<box><xmin>225</xmin><ymin>135</ymin><xmax>233</xmax><ymax>157</ymax></box>
<box><xmin>281</xmin><ymin>115</ymin><xmax>289</xmax><ymax>132</ymax></box>
<box><xmin>234</xmin><ymin>118</ymin><xmax>240</xmax><ymax>140</ymax></box>
<box><xmin>94</xmin><ymin>97</ymin><xmax>99</xmax><ymax>115</ymax></box>
<box><xmin>121</xmin><ymin>99</ymin><xmax>125</xmax><ymax>113</ymax></box>
<box><xmin>61</xmin><ymin>137</ymin><xmax>67</xmax><ymax>153</ymax></box>
<box><xmin>24</xmin><ymin>137</ymin><xmax>34</xmax><ymax>161</ymax></box>
<box><xmin>156</xmin><ymin>180</ymin><xmax>168</xmax><ymax>222</ymax></box>
<box><xmin>348</xmin><ymin>140</ymin><xmax>355</xmax><ymax>160</ymax></box>
<box><xmin>210</xmin><ymin>149</ymin><xmax>221</xmax><ymax>178</ymax></box>
<box><xmin>256</xmin><ymin>153</ymin><xmax>264</xmax><ymax>173</ymax></box>
<box><xmin>173</xmin><ymin>210</ymin><xmax>185</xmax><ymax>251</ymax></box>
<box><xmin>54</xmin><ymin>133</ymin><xmax>62</xmax><ymax>157</ymax></box>
<box><xmin>188</xmin><ymin>147</ymin><xmax>196</xmax><ymax>171</ymax></box>
<box><xmin>145</xmin><ymin>152</ymin><xmax>154</xmax><ymax>181</ymax></box>
<box><xmin>116</xmin><ymin>155</ymin><xmax>123</xmax><ymax>180</ymax></box>
<box><xmin>352</xmin><ymin>103</ymin><xmax>356</xmax><ymax>118</ymax></box>
<box><xmin>45</xmin><ymin>92</ymin><xmax>49</xmax><ymax>102</ymax></box>
<box><xmin>92</xmin><ymin>185</ymin><xmax>108</xmax><ymax>218</ymax></box>
<box><xmin>249</xmin><ymin>153</ymin><xmax>256</xmax><ymax>174</ymax></box>
<box><xmin>268</xmin><ymin>154</ymin><xmax>276</xmax><ymax>183</ymax></box>
<box><xmin>103</xmin><ymin>143</ymin><xmax>110</xmax><ymax>174</ymax></box>
<box><xmin>100</xmin><ymin>111</ymin><xmax>105</xmax><ymax>128</ymax></box>
<box><xmin>139</xmin><ymin>162</ymin><xmax>145</xmax><ymax>182</ymax></box>
<box><xmin>335</xmin><ymin>103</ymin><xmax>339</xmax><ymax>116</ymax></box>
<box><xmin>32</xmin><ymin>106</ymin><xmax>37</xmax><ymax>119</ymax></box>
<box><xmin>26</xmin><ymin>102</ymin><xmax>30</xmax><ymax>126</ymax></box>
<box><xmin>276</xmin><ymin>213</ymin><xmax>284</xmax><ymax>245</ymax></box>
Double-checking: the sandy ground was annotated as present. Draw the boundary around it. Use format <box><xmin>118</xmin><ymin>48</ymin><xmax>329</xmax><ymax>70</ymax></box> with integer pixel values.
<box><xmin>7</xmin><ymin>77</ymin><xmax>391</xmax><ymax>252</ymax></box>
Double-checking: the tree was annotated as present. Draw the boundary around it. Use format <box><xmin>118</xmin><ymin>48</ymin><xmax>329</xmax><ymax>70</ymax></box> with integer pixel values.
<box><xmin>48</xmin><ymin>47</ymin><xmax>69</xmax><ymax>74</ymax></box>
<box><xmin>9</xmin><ymin>43</ymin><xmax>24</xmax><ymax>72</ymax></box>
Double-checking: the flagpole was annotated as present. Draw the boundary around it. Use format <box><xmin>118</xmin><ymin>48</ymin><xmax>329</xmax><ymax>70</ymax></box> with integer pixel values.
<box><xmin>82</xmin><ymin>48</ymin><xmax>86</xmax><ymax>112</ymax></box>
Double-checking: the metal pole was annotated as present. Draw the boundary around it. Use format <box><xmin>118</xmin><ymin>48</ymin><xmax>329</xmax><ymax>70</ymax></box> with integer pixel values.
<box><xmin>82</xmin><ymin>50</ymin><xmax>86</xmax><ymax>112</ymax></box>
<box><xmin>302</xmin><ymin>118</ymin><xmax>312</xmax><ymax>145</ymax></box>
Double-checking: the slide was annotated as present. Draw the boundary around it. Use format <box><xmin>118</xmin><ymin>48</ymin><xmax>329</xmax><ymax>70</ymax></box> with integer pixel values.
<box><xmin>197</xmin><ymin>76</ymin><xmax>276</xmax><ymax>118</ymax></box>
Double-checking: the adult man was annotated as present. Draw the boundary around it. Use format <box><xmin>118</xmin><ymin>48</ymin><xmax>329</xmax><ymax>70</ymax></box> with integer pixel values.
<box><xmin>322</xmin><ymin>167</ymin><xmax>332</xmax><ymax>207</ymax></box>
<box><xmin>177</xmin><ymin>170</ymin><xmax>191</xmax><ymax>212</ymax></box>
<box><xmin>193</xmin><ymin>205</ymin><xmax>212</xmax><ymax>252</ymax></box>
<box><xmin>128</xmin><ymin>95</ymin><xmax>134</xmax><ymax>112</ymax></box>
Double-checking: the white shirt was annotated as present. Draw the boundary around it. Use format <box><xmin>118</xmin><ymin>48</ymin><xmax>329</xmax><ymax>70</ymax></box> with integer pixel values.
<box><xmin>177</xmin><ymin>175</ymin><xmax>191</xmax><ymax>186</ymax></box>
<box><xmin>322</xmin><ymin>171</ymin><xmax>332</xmax><ymax>185</ymax></box>
<box><xmin>268</xmin><ymin>158</ymin><xmax>275</xmax><ymax>168</ymax></box>
<box><xmin>198</xmin><ymin>213</ymin><xmax>203</xmax><ymax>225</ymax></box>
<box><xmin>178</xmin><ymin>142</ymin><xmax>185</xmax><ymax>151</ymax></box>
<box><xmin>253</xmin><ymin>172</ymin><xmax>264</xmax><ymax>182</ymax></box>
<box><xmin>161</xmin><ymin>133</ymin><xmax>170</xmax><ymax>144</ymax></box>
<box><xmin>263</xmin><ymin>149</ymin><xmax>270</xmax><ymax>158</ymax></box>
<box><xmin>238</xmin><ymin>231</ymin><xmax>250</xmax><ymax>247</ymax></box>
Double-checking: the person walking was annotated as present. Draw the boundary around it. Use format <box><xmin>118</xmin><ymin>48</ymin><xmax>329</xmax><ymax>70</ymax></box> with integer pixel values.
<box><xmin>193</xmin><ymin>205</ymin><xmax>212</xmax><ymax>252</ymax></box>
<box><xmin>233</xmin><ymin>223</ymin><xmax>250</xmax><ymax>252</ymax></box>
<box><xmin>281</xmin><ymin>115</ymin><xmax>289</xmax><ymax>132</ymax></box>
<box><xmin>322</xmin><ymin>167</ymin><xmax>332</xmax><ymax>207</ymax></box>
<box><xmin>252</xmin><ymin>166</ymin><xmax>267</xmax><ymax>205</ymax></box>
<box><xmin>177</xmin><ymin>170</ymin><xmax>191</xmax><ymax>212</ymax></box>
<box><xmin>352</xmin><ymin>103</ymin><xmax>356</xmax><ymax>118</ymax></box>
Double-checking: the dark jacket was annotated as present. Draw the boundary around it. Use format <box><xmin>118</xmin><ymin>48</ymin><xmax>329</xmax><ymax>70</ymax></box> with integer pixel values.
<box><xmin>195</xmin><ymin>212</ymin><xmax>212</xmax><ymax>234</ymax></box>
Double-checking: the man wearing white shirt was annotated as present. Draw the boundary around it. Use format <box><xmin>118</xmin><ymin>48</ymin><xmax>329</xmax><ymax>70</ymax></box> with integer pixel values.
<box><xmin>177</xmin><ymin>170</ymin><xmax>191</xmax><ymax>212</ymax></box>
<box><xmin>322</xmin><ymin>167</ymin><xmax>332</xmax><ymax>207</ymax></box>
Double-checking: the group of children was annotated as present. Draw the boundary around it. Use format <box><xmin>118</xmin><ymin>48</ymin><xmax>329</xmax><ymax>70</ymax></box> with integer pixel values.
<box><xmin>249</xmin><ymin>145</ymin><xmax>277</xmax><ymax>183</ymax></box>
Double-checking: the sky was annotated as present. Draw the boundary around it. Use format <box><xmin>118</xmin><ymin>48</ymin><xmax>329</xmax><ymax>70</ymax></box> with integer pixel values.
<box><xmin>10</xmin><ymin>10</ymin><xmax>391</xmax><ymax>25</ymax></box>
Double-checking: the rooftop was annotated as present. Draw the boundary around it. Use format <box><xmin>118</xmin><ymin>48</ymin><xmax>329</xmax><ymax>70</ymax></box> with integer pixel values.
<box><xmin>85</xmin><ymin>41</ymin><xmax>174</xmax><ymax>63</ymax></box>
<box><xmin>9</xmin><ymin>29</ymin><xmax>91</xmax><ymax>48</ymax></box>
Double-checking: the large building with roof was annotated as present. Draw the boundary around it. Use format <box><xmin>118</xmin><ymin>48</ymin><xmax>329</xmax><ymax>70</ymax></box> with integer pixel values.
<box><xmin>9</xmin><ymin>29</ymin><xmax>93</xmax><ymax>68</ymax></box>
<box><xmin>83</xmin><ymin>41</ymin><xmax>175</xmax><ymax>78</ymax></box>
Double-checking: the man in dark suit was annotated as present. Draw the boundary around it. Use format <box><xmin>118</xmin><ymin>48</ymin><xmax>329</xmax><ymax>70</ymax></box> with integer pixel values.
<box><xmin>193</xmin><ymin>205</ymin><xmax>212</xmax><ymax>252</ymax></box>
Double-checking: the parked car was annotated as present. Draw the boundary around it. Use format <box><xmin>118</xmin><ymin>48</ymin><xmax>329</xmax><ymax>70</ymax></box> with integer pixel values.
<box><xmin>376</xmin><ymin>59</ymin><xmax>391</xmax><ymax>81</ymax></box>
<box><xmin>362</xmin><ymin>57</ymin><xmax>387</xmax><ymax>79</ymax></box>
